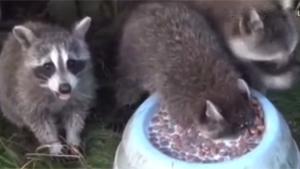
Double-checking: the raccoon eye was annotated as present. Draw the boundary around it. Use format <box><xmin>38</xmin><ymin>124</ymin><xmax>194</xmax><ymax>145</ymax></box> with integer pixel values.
<box><xmin>43</xmin><ymin>62</ymin><xmax>54</xmax><ymax>70</ymax></box>
<box><xmin>67</xmin><ymin>59</ymin><xmax>85</xmax><ymax>74</ymax></box>
<box><xmin>33</xmin><ymin>62</ymin><xmax>55</xmax><ymax>80</ymax></box>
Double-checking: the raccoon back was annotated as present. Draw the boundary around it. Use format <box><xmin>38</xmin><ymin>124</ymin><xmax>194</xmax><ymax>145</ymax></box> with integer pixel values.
<box><xmin>118</xmin><ymin>2</ymin><xmax>250</xmax><ymax>127</ymax></box>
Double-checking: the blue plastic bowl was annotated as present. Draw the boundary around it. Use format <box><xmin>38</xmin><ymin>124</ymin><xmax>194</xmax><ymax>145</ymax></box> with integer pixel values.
<box><xmin>113</xmin><ymin>91</ymin><xmax>300</xmax><ymax>169</ymax></box>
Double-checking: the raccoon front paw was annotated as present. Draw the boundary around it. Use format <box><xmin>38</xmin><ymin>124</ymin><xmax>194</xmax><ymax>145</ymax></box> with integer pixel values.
<box><xmin>66</xmin><ymin>135</ymin><xmax>80</xmax><ymax>148</ymax></box>
<box><xmin>49</xmin><ymin>142</ymin><xmax>63</xmax><ymax>155</ymax></box>
<box><xmin>48</xmin><ymin>143</ymin><xmax>81</xmax><ymax>163</ymax></box>
<box><xmin>55</xmin><ymin>145</ymin><xmax>82</xmax><ymax>163</ymax></box>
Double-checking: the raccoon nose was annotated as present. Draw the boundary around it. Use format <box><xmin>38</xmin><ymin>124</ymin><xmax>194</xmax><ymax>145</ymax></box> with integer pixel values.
<box><xmin>59</xmin><ymin>83</ymin><xmax>71</xmax><ymax>94</ymax></box>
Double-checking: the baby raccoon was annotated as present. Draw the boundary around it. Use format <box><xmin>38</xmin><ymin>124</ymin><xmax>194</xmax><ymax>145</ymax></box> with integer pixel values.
<box><xmin>116</xmin><ymin>2</ymin><xmax>254</xmax><ymax>138</ymax></box>
<box><xmin>227</xmin><ymin>3</ymin><xmax>300</xmax><ymax>92</ymax></box>
<box><xmin>189</xmin><ymin>0</ymin><xmax>299</xmax><ymax>92</ymax></box>
<box><xmin>0</xmin><ymin>17</ymin><xmax>96</xmax><ymax>154</ymax></box>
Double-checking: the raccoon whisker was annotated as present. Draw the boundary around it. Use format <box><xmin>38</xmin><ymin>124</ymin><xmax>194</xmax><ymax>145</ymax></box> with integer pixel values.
<box><xmin>75</xmin><ymin>91</ymin><xmax>94</xmax><ymax>100</ymax></box>
<box><xmin>38</xmin><ymin>85</ymin><xmax>57</xmax><ymax>97</ymax></box>
<box><xmin>49</xmin><ymin>91</ymin><xmax>57</xmax><ymax>98</ymax></box>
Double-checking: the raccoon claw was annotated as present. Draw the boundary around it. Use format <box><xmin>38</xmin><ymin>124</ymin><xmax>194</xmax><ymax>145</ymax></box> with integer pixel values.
<box><xmin>50</xmin><ymin>148</ymin><xmax>80</xmax><ymax>163</ymax></box>
<box><xmin>62</xmin><ymin>145</ymin><xmax>82</xmax><ymax>156</ymax></box>
<box><xmin>47</xmin><ymin>144</ymin><xmax>81</xmax><ymax>163</ymax></box>
<box><xmin>69</xmin><ymin>145</ymin><xmax>83</xmax><ymax>155</ymax></box>
<box><xmin>55</xmin><ymin>145</ymin><xmax>82</xmax><ymax>163</ymax></box>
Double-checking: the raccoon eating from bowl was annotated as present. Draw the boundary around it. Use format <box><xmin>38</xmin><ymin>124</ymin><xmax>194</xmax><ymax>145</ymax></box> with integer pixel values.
<box><xmin>116</xmin><ymin>2</ymin><xmax>254</xmax><ymax>139</ymax></box>
<box><xmin>0</xmin><ymin>17</ymin><xmax>97</xmax><ymax>155</ymax></box>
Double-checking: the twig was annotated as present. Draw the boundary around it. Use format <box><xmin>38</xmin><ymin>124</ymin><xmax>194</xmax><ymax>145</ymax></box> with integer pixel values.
<box><xmin>26</xmin><ymin>153</ymin><xmax>80</xmax><ymax>160</ymax></box>
<box><xmin>20</xmin><ymin>159</ymin><xmax>35</xmax><ymax>169</ymax></box>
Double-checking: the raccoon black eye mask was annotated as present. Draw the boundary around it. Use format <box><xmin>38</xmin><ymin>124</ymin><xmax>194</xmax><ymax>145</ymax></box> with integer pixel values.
<box><xmin>33</xmin><ymin>62</ymin><xmax>55</xmax><ymax>80</ymax></box>
<box><xmin>33</xmin><ymin>59</ymin><xmax>86</xmax><ymax>81</ymax></box>
<box><xmin>67</xmin><ymin>59</ymin><xmax>86</xmax><ymax>74</ymax></box>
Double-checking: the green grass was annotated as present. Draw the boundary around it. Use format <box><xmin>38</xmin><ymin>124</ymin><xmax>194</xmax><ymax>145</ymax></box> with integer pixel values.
<box><xmin>268</xmin><ymin>87</ymin><xmax>300</xmax><ymax>144</ymax></box>
<box><xmin>0</xmin><ymin>88</ymin><xmax>300</xmax><ymax>169</ymax></box>
<box><xmin>0</xmin><ymin>117</ymin><xmax>121</xmax><ymax>169</ymax></box>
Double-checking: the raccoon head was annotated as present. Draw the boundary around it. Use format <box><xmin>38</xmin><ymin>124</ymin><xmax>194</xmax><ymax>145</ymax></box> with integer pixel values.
<box><xmin>199</xmin><ymin>79</ymin><xmax>254</xmax><ymax>139</ymax></box>
<box><xmin>226</xmin><ymin>7</ymin><xmax>298</xmax><ymax>66</ymax></box>
<box><xmin>13</xmin><ymin>17</ymin><xmax>92</xmax><ymax>101</ymax></box>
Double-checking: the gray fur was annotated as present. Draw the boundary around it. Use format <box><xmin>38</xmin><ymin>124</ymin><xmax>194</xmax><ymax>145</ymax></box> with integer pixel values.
<box><xmin>116</xmin><ymin>2</ymin><xmax>254</xmax><ymax>138</ymax></box>
<box><xmin>188</xmin><ymin>0</ymin><xmax>299</xmax><ymax>92</ymax></box>
<box><xmin>0</xmin><ymin>18</ymin><xmax>96</xmax><ymax>154</ymax></box>
<box><xmin>236</xmin><ymin>58</ymin><xmax>300</xmax><ymax>93</ymax></box>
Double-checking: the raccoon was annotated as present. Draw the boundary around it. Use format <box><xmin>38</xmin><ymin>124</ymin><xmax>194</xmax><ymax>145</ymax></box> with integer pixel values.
<box><xmin>188</xmin><ymin>0</ymin><xmax>299</xmax><ymax>92</ymax></box>
<box><xmin>237</xmin><ymin>58</ymin><xmax>300</xmax><ymax>92</ymax></box>
<box><xmin>116</xmin><ymin>2</ymin><xmax>254</xmax><ymax>138</ymax></box>
<box><xmin>0</xmin><ymin>17</ymin><xmax>96</xmax><ymax>154</ymax></box>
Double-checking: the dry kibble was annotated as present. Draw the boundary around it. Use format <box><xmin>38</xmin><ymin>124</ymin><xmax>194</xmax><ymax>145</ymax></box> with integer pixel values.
<box><xmin>257</xmin><ymin>125</ymin><xmax>265</xmax><ymax>132</ymax></box>
<box><xmin>249</xmin><ymin>128</ymin><xmax>258</xmax><ymax>135</ymax></box>
<box><xmin>161</xmin><ymin>140</ymin><xmax>169</xmax><ymax>146</ymax></box>
<box><xmin>148</xmin><ymin>98</ymin><xmax>265</xmax><ymax>163</ymax></box>
<box><xmin>152</xmin><ymin>116</ymin><xmax>160</xmax><ymax>123</ymax></box>
<box><xmin>167</xmin><ymin>127</ymin><xmax>175</xmax><ymax>133</ymax></box>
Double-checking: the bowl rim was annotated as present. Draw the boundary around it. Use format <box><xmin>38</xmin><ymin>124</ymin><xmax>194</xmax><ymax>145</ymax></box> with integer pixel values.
<box><xmin>126</xmin><ymin>90</ymin><xmax>284</xmax><ymax>168</ymax></box>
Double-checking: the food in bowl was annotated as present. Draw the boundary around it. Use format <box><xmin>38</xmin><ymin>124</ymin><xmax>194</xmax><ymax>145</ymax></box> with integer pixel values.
<box><xmin>148</xmin><ymin>98</ymin><xmax>264</xmax><ymax>163</ymax></box>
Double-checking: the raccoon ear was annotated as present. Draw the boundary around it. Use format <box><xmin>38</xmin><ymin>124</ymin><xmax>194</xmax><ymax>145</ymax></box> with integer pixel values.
<box><xmin>73</xmin><ymin>16</ymin><xmax>91</xmax><ymax>39</ymax></box>
<box><xmin>237</xmin><ymin>78</ymin><xmax>251</xmax><ymax>99</ymax></box>
<box><xmin>205</xmin><ymin>100</ymin><xmax>224</xmax><ymax>121</ymax></box>
<box><xmin>13</xmin><ymin>26</ymin><xmax>36</xmax><ymax>48</ymax></box>
<box><xmin>247</xmin><ymin>9</ymin><xmax>264</xmax><ymax>33</ymax></box>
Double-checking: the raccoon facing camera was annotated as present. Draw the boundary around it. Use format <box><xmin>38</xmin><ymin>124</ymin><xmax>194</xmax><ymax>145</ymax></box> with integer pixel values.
<box><xmin>116</xmin><ymin>2</ymin><xmax>254</xmax><ymax>139</ymax></box>
<box><xmin>0</xmin><ymin>17</ymin><xmax>97</xmax><ymax>155</ymax></box>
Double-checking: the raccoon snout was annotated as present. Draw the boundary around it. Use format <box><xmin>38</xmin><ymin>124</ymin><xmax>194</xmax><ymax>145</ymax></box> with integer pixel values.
<box><xmin>58</xmin><ymin>83</ymin><xmax>71</xmax><ymax>94</ymax></box>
